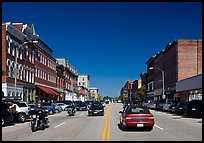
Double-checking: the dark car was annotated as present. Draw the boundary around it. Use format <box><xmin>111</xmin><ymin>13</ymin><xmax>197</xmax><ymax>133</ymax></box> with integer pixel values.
<box><xmin>156</xmin><ymin>100</ymin><xmax>166</xmax><ymax>111</ymax></box>
<box><xmin>119</xmin><ymin>105</ymin><xmax>154</xmax><ymax>131</ymax></box>
<box><xmin>88</xmin><ymin>102</ymin><xmax>104</xmax><ymax>116</ymax></box>
<box><xmin>175</xmin><ymin>101</ymin><xmax>188</xmax><ymax>115</ymax></box>
<box><xmin>2</xmin><ymin>101</ymin><xmax>14</xmax><ymax>126</ymax></box>
<box><xmin>76</xmin><ymin>102</ymin><xmax>87</xmax><ymax>111</ymax></box>
<box><xmin>186</xmin><ymin>100</ymin><xmax>202</xmax><ymax>117</ymax></box>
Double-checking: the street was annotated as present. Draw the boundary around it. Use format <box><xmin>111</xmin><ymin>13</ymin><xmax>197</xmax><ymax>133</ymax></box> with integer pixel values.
<box><xmin>2</xmin><ymin>103</ymin><xmax>202</xmax><ymax>141</ymax></box>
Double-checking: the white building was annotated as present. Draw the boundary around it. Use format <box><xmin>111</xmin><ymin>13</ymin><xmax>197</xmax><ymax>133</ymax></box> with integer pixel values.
<box><xmin>78</xmin><ymin>74</ymin><xmax>90</xmax><ymax>89</ymax></box>
<box><xmin>89</xmin><ymin>87</ymin><xmax>98</xmax><ymax>100</ymax></box>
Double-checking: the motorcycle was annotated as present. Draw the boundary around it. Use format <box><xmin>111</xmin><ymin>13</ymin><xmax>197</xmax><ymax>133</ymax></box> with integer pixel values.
<box><xmin>29</xmin><ymin>109</ymin><xmax>49</xmax><ymax>132</ymax></box>
<box><xmin>67</xmin><ymin>105</ymin><xmax>76</xmax><ymax>116</ymax></box>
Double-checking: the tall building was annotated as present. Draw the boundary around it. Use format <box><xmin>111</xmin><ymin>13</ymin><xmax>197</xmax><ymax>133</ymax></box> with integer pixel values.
<box><xmin>146</xmin><ymin>39</ymin><xmax>202</xmax><ymax>101</ymax></box>
<box><xmin>2</xmin><ymin>22</ymin><xmax>38</xmax><ymax>102</ymax></box>
<box><xmin>78</xmin><ymin>74</ymin><xmax>90</xmax><ymax>89</ymax></box>
<box><xmin>56</xmin><ymin>58</ymin><xmax>78</xmax><ymax>101</ymax></box>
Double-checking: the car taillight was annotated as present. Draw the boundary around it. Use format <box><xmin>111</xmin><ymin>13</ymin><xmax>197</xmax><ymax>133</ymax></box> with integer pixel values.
<box><xmin>148</xmin><ymin>117</ymin><xmax>154</xmax><ymax>120</ymax></box>
<box><xmin>125</xmin><ymin>116</ymin><xmax>132</xmax><ymax>120</ymax></box>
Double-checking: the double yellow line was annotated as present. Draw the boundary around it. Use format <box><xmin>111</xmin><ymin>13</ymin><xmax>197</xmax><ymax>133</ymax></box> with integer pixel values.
<box><xmin>101</xmin><ymin>104</ymin><xmax>111</xmax><ymax>141</ymax></box>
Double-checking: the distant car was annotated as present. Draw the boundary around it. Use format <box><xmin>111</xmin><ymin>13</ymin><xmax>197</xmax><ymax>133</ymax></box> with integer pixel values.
<box><xmin>105</xmin><ymin>100</ymin><xmax>109</xmax><ymax>104</ymax></box>
<box><xmin>76</xmin><ymin>102</ymin><xmax>87</xmax><ymax>111</ymax></box>
<box><xmin>186</xmin><ymin>100</ymin><xmax>202</xmax><ymax>117</ymax></box>
<box><xmin>2</xmin><ymin>101</ymin><xmax>14</xmax><ymax>126</ymax></box>
<box><xmin>141</xmin><ymin>100</ymin><xmax>152</xmax><ymax>107</ymax></box>
<box><xmin>175</xmin><ymin>101</ymin><xmax>188</xmax><ymax>115</ymax></box>
<box><xmin>28</xmin><ymin>104</ymin><xmax>37</xmax><ymax>111</ymax></box>
<box><xmin>119</xmin><ymin>105</ymin><xmax>154</xmax><ymax>131</ymax></box>
<box><xmin>88</xmin><ymin>102</ymin><xmax>104</xmax><ymax>116</ymax></box>
<box><xmin>42</xmin><ymin>102</ymin><xmax>56</xmax><ymax>115</ymax></box>
<box><xmin>147</xmin><ymin>101</ymin><xmax>157</xmax><ymax>109</ymax></box>
<box><xmin>162</xmin><ymin>100</ymin><xmax>178</xmax><ymax>112</ymax></box>
<box><xmin>155</xmin><ymin>100</ymin><xmax>166</xmax><ymax>111</ymax></box>
<box><xmin>56</xmin><ymin>103</ymin><xmax>68</xmax><ymax>111</ymax></box>
<box><xmin>52</xmin><ymin>103</ymin><xmax>63</xmax><ymax>113</ymax></box>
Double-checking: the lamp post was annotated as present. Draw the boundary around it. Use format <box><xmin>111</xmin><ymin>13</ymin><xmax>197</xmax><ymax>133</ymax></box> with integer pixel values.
<box><xmin>14</xmin><ymin>40</ymin><xmax>38</xmax><ymax>99</ymax></box>
<box><xmin>149</xmin><ymin>66</ymin><xmax>165</xmax><ymax>100</ymax></box>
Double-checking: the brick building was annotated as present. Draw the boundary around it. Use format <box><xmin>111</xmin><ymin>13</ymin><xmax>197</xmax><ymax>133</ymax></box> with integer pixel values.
<box><xmin>146</xmin><ymin>39</ymin><xmax>202</xmax><ymax>101</ymax></box>
<box><xmin>2</xmin><ymin>22</ymin><xmax>38</xmax><ymax>102</ymax></box>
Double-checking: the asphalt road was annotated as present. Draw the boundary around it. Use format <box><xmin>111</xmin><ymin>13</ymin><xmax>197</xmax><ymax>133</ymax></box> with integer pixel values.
<box><xmin>2</xmin><ymin>103</ymin><xmax>202</xmax><ymax>141</ymax></box>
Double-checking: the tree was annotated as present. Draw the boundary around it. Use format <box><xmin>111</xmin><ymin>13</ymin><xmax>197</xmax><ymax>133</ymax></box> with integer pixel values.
<box><xmin>98</xmin><ymin>93</ymin><xmax>103</xmax><ymax>101</ymax></box>
<box><xmin>137</xmin><ymin>86</ymin><xmax>147</xmax><ymax>101</ymax></box>
<box><xmin>76</xmin><ymin>91</ymin><xmax>83</xmax><ymax>99</ymax></box>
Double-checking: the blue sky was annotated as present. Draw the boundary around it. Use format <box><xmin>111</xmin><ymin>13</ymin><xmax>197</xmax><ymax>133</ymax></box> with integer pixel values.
<box><xmin>2</xmin><ymin>2</ymin><xmax>202</xmax><ymax>98</ymax></box>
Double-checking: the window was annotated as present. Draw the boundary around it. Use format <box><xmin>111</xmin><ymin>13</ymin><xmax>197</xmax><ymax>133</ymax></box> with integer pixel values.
<box><xmin>6</xmin><ymin>35</ymin><xmax>11</xmax><ymax>54</ymax></box>
<box><xmin>6</xmin><ymin>60</ymin><xmax>11</xmax><ymax>77</ymax></box>
<box><xmin>7</xmin><ymin>91</ymin><xmax>11</xmax><ymax>97</ymax></box>
<box><xmin>11</xmin><ymin>62</ymin><xmax>15</xmax><ymax>78</ymax></box>
<box><xmin>20</xmin><ymin>47</ymin><xmax>23</xmax><ymax>60</ymax></box>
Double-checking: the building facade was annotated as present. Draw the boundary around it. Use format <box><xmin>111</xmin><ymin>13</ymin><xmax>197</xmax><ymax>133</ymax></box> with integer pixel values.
<box><xmin>56</xmin><ymin>58</ymin><xmax>78</xmax><ymax>101</ymax></box>
<box><xmin>146</xmin><ymin>39</ymin><xmax>202</xmax><ymax>101</ymax></box>
<box><xmin>2</xmin><ymin>22</ymin><xmax>38</xmax><ymax>103</ymax></box>
<box><xmin>89</xmin><ymin>87</ymin><xmax>98</xmax><ymax>101</ymax></box>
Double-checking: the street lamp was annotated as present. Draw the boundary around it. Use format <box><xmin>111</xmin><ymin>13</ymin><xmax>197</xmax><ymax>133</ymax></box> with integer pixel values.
<box><xmin>14</xmin><ymin>40</ymin><xmax>38</xmax><ymax>99</ymax></box>
<box><xmin>149</xmin><ymin>66</ymin><xmax>165</xmax><ymax>100</ymax></box>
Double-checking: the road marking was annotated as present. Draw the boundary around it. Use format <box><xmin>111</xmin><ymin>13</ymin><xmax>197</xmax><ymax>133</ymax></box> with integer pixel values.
<box><xmin>102</xmin><ymin>104</ymin><xmax>111</xmax><ymax>141</ymax></box>
<box><xmin>154</xmin><ymin>124</ymin><xmax>164</xmax><ymax>130</ymax></box>
<box><xmin>54</xmin><ymin>122</ymin><xmax>66</xmax><ymax>128</ymax></box>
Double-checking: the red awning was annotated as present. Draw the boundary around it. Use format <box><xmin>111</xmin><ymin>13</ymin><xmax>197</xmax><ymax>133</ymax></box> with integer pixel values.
<box><xmin>49</xmin><ymin>88</ymin><xmax>60</xmax><ymax>95</ymax></box>
<box><xmin>37</xmin><ymin>85</ymin><xmax>58</xmax><ymax>95</ymax></box>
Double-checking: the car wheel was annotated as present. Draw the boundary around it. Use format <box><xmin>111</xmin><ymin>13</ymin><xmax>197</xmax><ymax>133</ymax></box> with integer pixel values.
<box><xmin>18</xmin><ymin>113</ymin><xmax>26</xmax><ymax>122</ymax></box>
<box><xmin>2</xmin><ymin>118</ymin><xmax>5</xmax><ymax>126</ymax></box>
<box><xmin>121</xmin><ymin>123</ymin><xmax>126</xmax><ymax>131</ymax></box>
<box><xmin>55</xmin><ymin>109</ymin><xmax>59</xmax><ymax>113</ymax></box>
<box><xmin>147</xmin><ymin>126</ymin><xmax>153</xmax><ymax>131</ymax></box>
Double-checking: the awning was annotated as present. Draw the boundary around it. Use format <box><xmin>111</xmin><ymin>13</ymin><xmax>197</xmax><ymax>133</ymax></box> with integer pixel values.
<box><xmin>49</xmin><ymin>88</ymin><xmax>60</xmax><ymax>95</ymax></box>
<box><xmin>37</xmin><ymin>85</ymin><xmax>58</xmax><ymax>95</ymax></box>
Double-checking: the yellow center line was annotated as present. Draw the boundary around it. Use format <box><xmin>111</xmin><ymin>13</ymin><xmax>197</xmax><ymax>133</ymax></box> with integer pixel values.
<box><xmin>101</xmin><ymin>104</ymin><xmax>111</xmax><ymax>141</ymax></box>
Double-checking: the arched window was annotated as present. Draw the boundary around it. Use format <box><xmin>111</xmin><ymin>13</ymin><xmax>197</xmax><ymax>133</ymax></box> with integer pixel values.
<box><xmin>6</xmin><ymin>35</ymin><xmax>11</xmax><ymax>54</ymax></box>
<box><xmin>29</xmin><ymin>68</ymin><xmax>32</xmax><ymax>83</ymax></box>
<box><xmin>12</xmin><ymin>91</ymin><xmax>15</xmax><ymax>97</ymax></box>
<box><xmin>6</xmin><ymin>59</ymin><xmax>11</xmax><ymax>77</ymax></box>
<box><xmin>8</xmin><ymin>91</ymin><xmax>11</xmax><ymax>97</ymax></box>
<box><xmin>32</xmin><ymin>51</ymin><xmax>35</xmax><ymax>63</ymax></box>
<box><xmin>11</xmin><ymin>40</ymin><xmax>16</xmax><ymax>56</ymax></box>
<box><xmin>26</xmin><ymin>67</ymin><xmax>29</xmax><ymax>82</ymax></box>
<box><xmin>16</xmin><ymin>42</ymin><xmax>19</xmax><ymax>58</ymax></box>
<box><xmin>19</xmin><ymin>47</ymin><xmax>23</xmax><ymax>60</ymax></box>
<box><xmin>11</xmin><ymin>62</ymin><xmax>15</xmax><ymax>78</ymax></box>
<box><xmin>16</xmin><ymin>64</ymin><xmax>19</xmax><ymax>79</ymax></box>
<box><xmin>32</xmin><ymin>69</ymin><xmax>35</xmax><ymax>83</ymax></box>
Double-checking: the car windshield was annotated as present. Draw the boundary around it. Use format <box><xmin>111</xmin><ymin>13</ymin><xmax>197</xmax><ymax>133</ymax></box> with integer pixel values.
<box><xmin>90</xmin><ymin>105</ymin><xmax>103</xmax><ymax>110</ymax></box>
<box><xmin>127</xmin><ymin>107</ymin><xmax>150</xmax><ymax>114</ymax></box>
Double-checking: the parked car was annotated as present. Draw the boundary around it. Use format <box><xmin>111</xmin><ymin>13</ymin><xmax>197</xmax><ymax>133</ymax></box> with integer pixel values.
<box><xmin>28</xmin><ymin>104</ymin><xmax>38</xmax><ymax>111</ymax></box>
<box><xmin>186</xmin><ymin>100</ymin><xmax>202</xmax><ymax>117</ymax></box>
<box><xmin>175</xmin><ymin>101</ymin><xmax>188</xmax><ymax>115</ymax></box>
<box><xmin>52</xmin><ymin>103</ymin><xmax>63</xmax><ymax>113</ymax></box>
<box><xmin>13</xmin><ymin>101</ymin><xmax>31</xmax><ymax>122</ymax></box>
<box><xmin>119</xmin><ymin>105</ymin><xmax>154</xmax><ymax>131</ymax></box>
<box><xmin>56</xmin><ymin>103</ymin><xmax>68</xmax><ymax>111</ymax></box>
<box><xmin>2</xmin><ymin>101</ymin><xmax>14</xmax><ymax>126</ymax></box>
<box><xmin>168</xmin><ymin>101</ymin><xmax>180</xmax><ymax>113</ymax></box>
<box><xmin>42</xmin><ymin>102</ymin><xmax>56</xmax><ymax>115</ymax></box>
<box><xmin>156</xmin><ymin>100</ymin><xmax>166</xmax><ymax>111</ymax></box>
<box><xmin>162</xmin><ymin>100</ymin><xmax>178</xmax><ymax>112</ymax></box>
<box><xmin>88</xmin><ymin>102</ymin><xmax>104</xmax><ymax>116</ymax></box>
<box><xmin>147</xmin><ymin>101</ymin><xmax>157</xmax><ymax>109</ymax></box>
<box><xmin>142</xmin><ymin>100</ymin><xmax>152</xmax><ymax>107</ymax></box>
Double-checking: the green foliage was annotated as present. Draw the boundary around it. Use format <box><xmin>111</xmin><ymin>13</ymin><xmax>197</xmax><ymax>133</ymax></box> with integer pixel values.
<box><xmin>98</xmin><ymin>93</ymin><xmax>102</xmax><ymax>101</ymax></box>
<box><xmin>137</xmin><ymin>86</ymin><xmax>147</xmax><ymax>101</ymax></box>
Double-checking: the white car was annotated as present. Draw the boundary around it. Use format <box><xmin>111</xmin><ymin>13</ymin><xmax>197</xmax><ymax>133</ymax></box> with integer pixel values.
<box><xmin>56</xmin><ymin>103</ymin><xmax>68</xmax><ymax>111</ymax></box>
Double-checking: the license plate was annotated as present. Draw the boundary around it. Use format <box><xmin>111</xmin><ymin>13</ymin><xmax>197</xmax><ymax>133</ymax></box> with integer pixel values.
<box><xmin>94</xmin><ymin>112</ymin><xmax>97</xmax><ymax>114</ymax></box>
<box><xmin>179</xmin><ymin>107</ymin><xmax>182</xmax><ymax>109</ymax></box>
<box><xmin>192</xmin><ymin>108</ymin><xmax>196</xmax><ymax>110</ymax></box>
<box><xmin>137</xmin><ymin>124</ymin><xmax>144</xmax><ymax>127</ymax></box>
